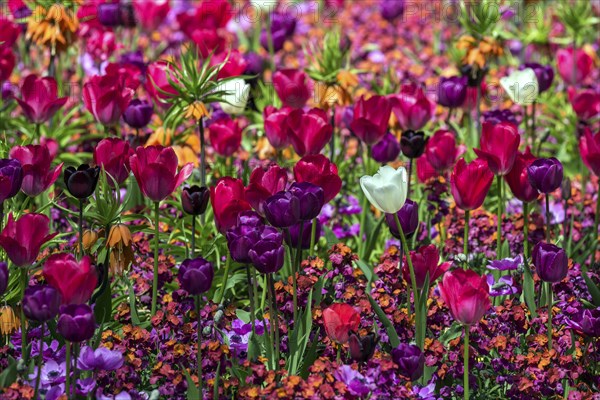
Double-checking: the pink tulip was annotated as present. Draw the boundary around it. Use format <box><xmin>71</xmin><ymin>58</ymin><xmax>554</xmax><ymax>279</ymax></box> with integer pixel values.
<box><xmin>273</xmin><ymin>69</ymin><xmax>313</xmax><ymax>109</ymax></box>
<box><xmin>93</xmin><ymin>138</ymin><xmax>131</xmax><ymax>185</ymax></box>
<box><xmin>263</xmin><ymin>106</ymin><xmax>292</xmax><ymax>149</ymax></box>
<box><xmin>133</xmin><ymin>0</ymin><xmax>170</xmax><ymax>31</ymax></box>
<box><xmin>16</xmin><ymin>75</ymin><xmax>68</xmax><ymax>123</ymax></box>
<box><xmin>350</xmin><ymin>95</ymin><xmax>392</xmax><ymax>145</ymax></box>
<box><xmin>211</xmin><ymin>50</ymin><xmax>248</xmax><ymax>79</ymax></box>
<box><xmin>474</xmin><ymin>122</ymin><xmax>520</xmax><ymax>176</ymax></box>
<box><xmin>450</xmin><ymin>158</ymin><xmax>494</xmax><ymax>211</ymax></box>
<box><xmin>425</xmin><ymin>129</ymin><xmax>463</xmax><ymax>173</ymax></box>
<box><xmin>439</xmin><ymin>269</ymin><xmax>491</xmax><ymax>325</ymax></box>
<box><xmin>287</xmin><ymin>108</ymin><xmax>333</xmax><ymax>156</ymax></box>
<box><xmin>43</xmin><ymin>254</ymin><xmax>97</xmax><ymax>305</ymax></box>
<box><xmin>83</xmin><ymin>74</ymin><xmax>134</xmax><ymax>126</ymax></box>
<box><xmin>0</xmin><ymin>213</ymin><xmax>57</xmax><ymax>267</ymax></box>
<box><xmin>245</xmin><ymin>165</ymin><xmax>288</xmax><ymax>215</ymax></box>
<box><xmin>568</xmin><ymin>87</ymin><xmax>600</xmax><ymax>122</ymax></box>
<box><xmin>209</xmin><ymin>116</ymin><xmax>242</xmax><ymax>157</ymax></box>
<box><xmin>9</xmin><ymin>145</ymin><xmax>63</xmax><ymax>197</ymax></box>
<box><xmin>557</xmin><ymin>48</ymin><xmax>593</xmax><ymax>85</ymax></box>
<box><xmin>403</xmin><ymin>245</ymin><xmax>452</xmax><ymax>289</ymax></box>
<box><xmin>390</xmin><ymin>84</ymin><xmax>435</xmax><ymax>130</ymax></box>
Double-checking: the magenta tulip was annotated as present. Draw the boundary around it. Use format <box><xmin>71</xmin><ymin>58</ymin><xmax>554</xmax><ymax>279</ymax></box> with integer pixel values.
<box><xmin>390</xmin><ymin>84</ymin><xmax>435</xmax><ymax>131</ymax></box>
<box><xmin>0</xmin><ymin>213</ymin><xmax>57</xmax><ymax>267</ymax></box>
<box><xmin>556</xmin><ymin>48</ymin><xmax>593</xmax><ymax>85</ymax></box>
<box><xmin>273</xmin><ymin>69</ymin><xmax>313</xmax><ymax>109</ymax></box>
<box><xmin>263</xmin><ymin>106</ymin><xmax>292</xmax><ymax>149</ymax></box>
<box><xmin>83</xmin><ymin>74</ymin><xmax>134</xmax><ymax>126</ymax></box>
<box><xmin>43</xmin><ymin>254</ymin><xmax>98</xmax><ymax>305</ymax></box>
<box><xmin>9</xmin><ymin>145</ymin><xmax>63</xmax><ymax>197</ymax></box>
<box><xmin>16</xmin><ymin>75</ymin><xmax>68</xmax><ymax>124</ymax></box>
<box><xmin>425</xmin><ymin>129</ymin><xmax>463</xmax><ymax>173</ymax></box>
<box><xmin>350</xmin><ymin>95</ymin><xmax>392</xmax><ymax>145</ymax></box>
<box><xmin>93</xmin><ymin>138</ymin><xmax>131</xmax><ymax>185</ymax></box>
<box><xmin>439</xmin><ymin>269</ymin><xmax>491</xmax><ymax>325</ymax></box>
<box><xmin>450</xmin><ymin>158</ymin><xmax>494</xmax><ymax>211</ymax></box>
<box><xmin>287</xmin><ymin>108</ymin><xmax>333</xmax><ymax>156</ymax></box>
<box><xmin>474</xmin><ymin>122</ymin><xmax>520</xmax><ymax>176</ymax></box>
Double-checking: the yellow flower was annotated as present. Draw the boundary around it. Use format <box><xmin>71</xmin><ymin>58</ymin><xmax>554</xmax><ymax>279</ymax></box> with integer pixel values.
<box><xmin>184</xmin><ymin>101</ymin><xmax>209</xmax><ymax>121</ymax></box>
<box><xmin>0</xmin><ymin>306</ymin><xmax>22</xmax><ymax>336</ymax></box>
<box><xmin>107</xmin><ymin>224</ymin><xmax>134</xmax><ymax>276</ymax></box>
<box><xmin>26</xmin><ymin>4</ymin><xmax>79</xmax><ymax>54</ymax></box>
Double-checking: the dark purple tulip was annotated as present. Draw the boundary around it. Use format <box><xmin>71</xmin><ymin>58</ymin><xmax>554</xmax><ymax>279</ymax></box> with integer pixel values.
<box><xmin>22</xmin><ymin>285</ymin><xmax>62</xmax><ymax>322</ymax></box>
<box><xmin>532</xmin><ymin>242</ymin><xmax>568</xmax><ymax>283</ymax></box>
<box><xmin>566</xmin><ymin>307</ymin><xmax>600</xmax><ymax>337</ymax></box>
<box><xmin>349</xmin><ymin>332</ymin><xmax>378</xmax><ymax>362</ymax></box>
<box><xmin>2</xmin><ymin>81</ymin><xmax>17</xmax><ymax>101</ymax></box>
<box><xmin>0</xmin><ymin>158</ymin><xmax>23</xmax><ymax>204</ymax></box>
<box><xmin>0</xmin><ymin>262</ymin><xmax>8</xmax><ymax>297</ymax></box>
<box><xmin>97</xmin><ymin>3</ymin><xmax>122</xmax><ymax>26</ymax></box>
<box><xmin>285</xmin><ymin>220</ymin><xmax>322</xmax><ymax>250</ymax></box>
<box><xmin>64</xmin><ymin>164</ymin><xmax>100</xmax><ymax>199</ymax></box>
<box><xmin>482</xmin><ymin>109</ymin><xmax>518</xmax><ymax>126</ymax></box>
<box><xmin>260</xmin><ymin>12</ymin><xmax>296</xmax><ymax>52</ymax></box>
<box><xmin>289</xmin><ymin>182</ymin><xmax>324</xmax><ymax>221</ymax></box>
<box><xmin>57</xmin><ymin>304</ymin><xmax>96</xmax><ymax>342</ymax></box>
<box><xmin>178</xmin><ymin>257</ymin><xmax>214</xmax><ymax>295</ymax></box>
<box><xmin>385</xmin><ymin>199</ymin><xmax>419</xmax><ymax>238</ymax></box>
<box><xmin>244</xmin><ymin>52</ymin><xmax>265</xmax><ymax>76</ymax></box>
<box><xmin>400</xmin><ymin>130</ymin><xmax>427</xmax><ymax>159</ymax></box>
<box><xmin>380</xmin><ymin>0</ymin><xmax>405</xmax><ymax>21</ymax></box>
<box><xmin>249</xmin><ymin>239</ymin><xmax>285</xmax><ymax>274</ymax></box>
<box><xmin>371</xmin><ymin>133</ymin><xmax>401</xmax><ymax>163</ymax></box>
<box><xmin>437</xmin><ymin>76</ymin><xmax>468</xmax><ymax>108</ymax></box>
<box><xmin>391</xmin><ymin>343</ymin><xmax>425</xmax><ymax>381</ymax></box>
<box><xmin>78</xmin><ymin>346</ymin><xmax>124</xmax><ymax>371</ymax></box>
<box><xmin>226</xmin><ymin>211</ymin><xmax>265</xmax><ymax>263</ymax></box>
<box><xmin>264</xmin><ymin>191</ymin><xmax>301</xmax><ymax>228</ymax></box>
<box><xmin>123</xmin><ymin>99</ymin><xmax>153</xmax><ymax>129</ymax></box>
<box><xmin>527</xmin><ymin>158</ymin><xmax>563</xmax><ymax>194</ymax></box>
<box><xmin>521</xmin><ymin>63</ymin><xmax>554</xmax><ymax>93</ymax></box>
<box><xmin>181</xmin><ymin>186</ymin><xmax>210</xmax><ymax>216</ymax></box>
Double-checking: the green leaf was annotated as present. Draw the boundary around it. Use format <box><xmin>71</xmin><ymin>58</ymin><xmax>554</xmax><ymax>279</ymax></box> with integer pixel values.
<box><xmin>522</xmin><ymin>265</ymin><xmax>538</xmax><ymax>317</ymax></box>
<box><xmin>213</xmin><ymin>361</ymin><xmax>221</xmax><ymax>399</ymax></box>
<box><xmin>581</xmin><ymin>266</ymin><xmax>600</xmax><ymax>307</ymax></box>
<box><xmin>355</xmin><ymin>260</ymin><xmax>377</xmax><ymax>287</ymax></box>
<box><xmin>128</xmin><ymin>284</ymin><xmax>142</xmax><ymax>326</ymax></box>
<box><xmin>182</xmin><ymin>368</ymin><xmax>200</xmax><ymax>400</ymax></box>
<box><xmin>439</xmin><ymin>322</ymin><xmax>463</xmax><ymax>346</ymax></box>
<box><xmin>94</xmin><ymin>282</ymin><xmax>113</xmax><ymax>324</ymax></box>
<box><xmin>367</xmin><ymin>293</ymin><xmax>400</xmax><ymax>348</ymax></box>
<box><xmin>0</xmin><ymin>356</ymin><xmax>17</xmax><ymax>387</ymax></box>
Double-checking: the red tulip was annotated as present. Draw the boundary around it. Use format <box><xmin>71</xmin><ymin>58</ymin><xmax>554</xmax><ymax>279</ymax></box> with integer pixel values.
<box><xmin>425</xmin><ymin>129</ymin><xmax>463</xmax><ymax>173</ymax></box>
<box><xmin>83</xmin><ymin>73</ymin><xmax>134</xmax><ymax>126</ymax></box>
<box><xmin>389</xmin><ymin>83</ymin><xmax>435</xmax><ymax>131</ymax></box>
<box><xmin>416</xmin><ymin>154</ymin><xmax>437</xmax><ymax>183</ymax></box>
<box><xmin>579</xmin><ymin>127</ymin><xmax>600</xmax><ymax>176</ymax></box>
<box><xmin>244</xmin><ymin>165</ymin><xmax>288</xmax><ymax>215</ymax></box>
<box><xmin>129</xmin><ymin>146</ymin><xmax>193</xmax><ymax>202</ymax></box>
<box><xmin>145</xmin><ymin>61</ymin><xmax>179</xmax><ymax>107</ymax></box>
<box><xmin>43</xmin><ymin>254</ymin><xmax>97</xmax><ymax>305</ymax></box>
<box><xmin>133</xmin><ymin>0</ymin><xmax>170</xmax><ymax>31</ymax></box>
<box><xmin>273</xmin><ymin>69</ymin><xmax>313</xmax><ymax>109</ymax></box>
<box><xmin>9</xmin><ymin>145</ymin><xmax>63</xmax><ymax>197</ymax></box>
<box><xmin>439</xmin><ymin>269</ymin><xmax>490</xmax><ymax>325</ymax></box>
<box><xmin>402</xmin><ymin>245</ymin><xmax>451</xmax><ymax>289</ymax></box>
<box><xmin>176</xmin><ymin>0</ymin><xmax>231</xmax><ymax>56</ymax></box>
<box><xmin>0</xmin><ymin>47</ymin><xmax>16</xmax><ymax>82</ymax></box>
<box><xmin>557</xmin><ymin>48</ymin><xmax>593</xmax><ymax>85</ymax></box>
<box><xmin>263</xmin><ymin>106</ymin><xmax>292</xmax><ymax>149</ymax></box>
<box><xmin>568</xmin><ymin>87</ymin><xmax>600</xmax><ymax>122</ymax></box>
<box><xmin>0</xmin><ymin>18</ymin><xmax>19</xmax><ymax>49</ymax></box>
<box><xmin>505</xmin><ymin>147</ymin><xmax>539</xmax><ymax>202</ymax></box>
<box><xmin>208</xmin><ymin>116</ymin><xmax>242</xmax><ymax>157</ymax></box>
<box><xmin>350</xmin><ymin>95</ymin><xmax>392</xmax><ymax>145</ymax></box>
<box><xmin>210</xmin><ymin>177</ymin><xmax>252</xmax><ymax>233</ymax></box>
<box><xmin>474</xmin><ymin>122</ymin><xmax>520</xmax><ymax>176</ymax></box>
<box><xmin>16</xmin><ymin>75</ymin><xmax>68</xmax><ymax>124</ymax></box>
<box><xmin>104</xmin><ymin>62</ymin><xmax>142</xmax><ymax>91</ymax></box>
<box><xmin>0</xmin><ymin>213</ymin><xmax>57</xmax><ymax>267</ymax></box>
<box><xmin>450</xmin><ymin>158</ymin><xmax>494</xmax><ymax>211</ymax></box>
<box><xmin>322</xmin><ymin>303</ymin><xmax>360</xmax><ymax>344</ymax></box>
<box><xmin>211</xmin><ymin>50</ymin><xmax>248</xmax><ymax>79</ymax></box>
<box><xmin>93</xmin><ymin>138</ymin><xmax>131</xmax><ymax>185</ymax></box>
<box><xmin>293</xmin><ymin>155</ymin><xmax>342</xmax><ymax>203</ymax></box>
<box><xmin>287</xmin><ymin>108</ymin><xmax>333</xmax><ymax>156</ymax></box>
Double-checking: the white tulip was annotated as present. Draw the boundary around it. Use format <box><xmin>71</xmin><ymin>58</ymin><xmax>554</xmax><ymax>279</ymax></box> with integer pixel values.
<box><xmin>218</xmin><ymin>78</ymin><xmax>250</xmax><ymax>115</ymax></box>
<box><xmin>360</xmin><ymin>165</ymin><xmax>409</xmax><ymax>214</ymax></box>
<box><xmin>500</xmin><ymin>68</ymin><xmax>539</xmax><ymax>105</ymax></box>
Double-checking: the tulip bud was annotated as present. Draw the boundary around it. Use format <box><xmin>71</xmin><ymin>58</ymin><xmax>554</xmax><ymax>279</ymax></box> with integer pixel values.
<box><xmin>349</xmin><ymin>332</ymin><xmax>378</xmax><ymax>362</ymax></box>
<box><xmin>249</xmin><ymin>240</ymin><xmax>285</xmax><ymax>274</ymax></box>
<box><xmin>561</xmin><ymin>178</ymin><xmax>572</xmax><ymax>201</ymax></box>
<box><xmin>289</xmin><ymin>182</ymin><xmax>325</xmax><ymax>221</ymax></box>
<box><xmin>57</xmin><ymin>304</ymin><xmax>96</xmax><ymax>342</ymax></box>
<box><xmin>439</xmin><ymin>269</ymin><xmax>491</xmax><ymax>325</ymax></box>
<box><xmin>123</xmin><ymin>99</ymin><xmax>153</xmax><ymax>129</ymax></box>
<box><xmin>527</xmin><ymin>158</ymin><xmax>563</xmax><ymax>194</ymax></box>
<box><xmin>226</xmin><ymin>211</ymin><xmax>266</xmax><ymax>264</ymax></box>
<box><xmin>0</xmin><ymin>159</ymin><xmax>23</xmax><ymax>204</ymax></box>
<box><xmin>322</xmin><ymin>303</ymin><xmax>360</xmax><ymax>344</ymax></box>
<box><xmin>381</xmin><ymin>0</ymin><xmax>405</xmax><ymax>21</ymax></box>
<box><xmin>450</xmin><ymin>158</ymin><xmax>494</xmax><ymax>211</ymax></box>
<box><xmin>391</xmin><ymin>343</ymin><xmax>425</xmax><ymax>381</ymax></box>
<box><xmin>532</xmin><ymin>242</ymin><xmax>568</xmax><ymax>283</ymax></box>
<box><xmin>371</xmin><ymin>133</ymin><xmax>400</xmax><ymax>163</ymax></box>
<box><xmin>425</xmin><ymin>130</ymin><xmax>459</xmax><ymax>172</ymax></box>
<box><xmin>579</xmin><ymin>128</ymin><xmax>600</xmax><ymax>177</ymax></box>
<box><xmin>474</xmin><ymin>122</ymin><xmax>520</xmax><ymax>176</ymax></box>
<box><xmin>400</xmin><ymin>130</ymin><xmax>427</xmax><ymax>159</ymax></box>
<box><xmin>385</xmin><ymin>199</ymin><xmax>419</xmax><ymax>238</ymax></box>
<box><xmin>360</xmin><ymin>166</ymin><xmax>408</xmax><ymax>214</ymax></box>
<box><xmin>22</xmin><ymin>285</ymin><xmax>61</xmax><ymax>322</ymax></box>
<box><xmin>437</xmin><ymin>76</ymin><xmax>468</xmax><ymax>108</ymax></box>
<box><xmin>264</xmin><ymin>191</ymin><xmax>301</xmax><ymax>228</ymax></box>
<box><xmin>350</xmin><ymin>95</ymin><xmax>392</xmax><ymax>145</ymax></box>
<box><xmin>64</xmin><ymin>164</ymin><xmax>100</xmax><ymax>199</ymax></box>
<box><xmin>521</xmin><ymin>63</ymin><xmax>554</xmax><ymax>93</ymax></box>
<box><xmin>181</xmin><ymin>186</ymin><xmax>210</xmax><ymax>216</ymax></box>
<box><xmin>178</xmin><ymin>257</ymin><xmax>214</xmax><ymax>295</ymax></box>
<box><xmin>0</xmin><ymin>262</ymin><xmax>8</xmax><ymax>297</ymax></box>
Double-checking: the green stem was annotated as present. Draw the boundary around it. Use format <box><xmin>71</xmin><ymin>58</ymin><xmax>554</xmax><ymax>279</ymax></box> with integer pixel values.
<box><xmin>246</xmin><ymin>265</ymin><xmax>256</xmax><ymax>336</ymax></box>
<box><xmin>309</xmin><ymin>218</ymin><xmax>317</xmax><ymax>257</ymax></box>
<box><xmin>216</xmin><ymin>253</ymin><xmax>231</xmax><ymax>305</ymax></box>
<box><xmin>531</xmin><ymin>102</ymin><xmax>536</xmax><ymax>140</ymax></box>
<box><xmin>268</xmin><ymin>274</ymin><xmax>280</xmax><ymax>366</ymax></box>
<box><xmin>523</xmin><ymin>202</ymin><xmax>530</xmax><ymax>259</ymax></box>
<box><xmin>464</xmin><ymin>210</ymin><xmax>470</xmax><ymax>260</ymax></box>
<box><xmin>292</xmin><ymin>222</ymin><xmax>304</xmax><ymax>325</ymax></box>
<box><xmin>545</xmin><ymin>193</ymin><xmax>551</xmax><ymax>242</ymax></box>
<box><xmin>21</xmin><ymin>268</ymin><xmax>28</xmax><ymax>362</ymax></box>
<box><xmin>336</xmin><ymin>345</ymin><xmax>341</xmax><ymax>364</ymax></box>
<box><xmin>329</xmin><ymin>105</ymin><xmax>335</xmax><ymax>162</ymax></box>
<box><xmin>407</xmin><ymin>158</ymin><xmax>413</xmax><ymax>199</ymax></box>
<box><xmin>475</xmin><ymin>85</ymin><xmax>481</xmax><ymax>148</ymax></box>
<box><xmin>593</xmin><ymin>190</ymin><xmax>600</xmax><ymax>264</ymax></box>
<box><xmin>191</xmin><ymin>216</ymin><xmax>196</xmax><ymax>259</ymax></box>
<box><xmin>79</xmin><ymin>199</ymin><xmax>84</xmax><ymax>260</ymax></box>
<box><xmin>266</xmin><ymin>14</ymin><xmax>275</xmax><ymax>70</ymax></box>
<box><xmin>464</xmin><ymin>326</ymin><xmax>470</xmax><ymax>400</ymax></box>
<box><xmin>65</xmin><ymin>341</ymin><xmax>71</xmax><ymax>399</ymax></box>
<box><xmin>547</xmin><ymin>282</ymin><xmax>553</xmax><ymax>351</ymax></box>
<box><xmin>33</xmin><ymin>323</ymin><xmax>44</xmax><ymax>399</ymax></box>
<box><xmin>496</xmin><ymin>176</ymin><xmax>503</xmax><ymax>258</ymax></box>
<box><xmin>197</xmin><ymin>296</ymin><xmax>203</xmax><ymax>394</ymax></box>
<box><xmin>151</xmin><ymin>201</ymin><xmax>160</xmax><ymax>316</ymax></box>
<box><xmin>198</xmin><ymin>118</ymin><xmax>206</xmax><ymax>188</ymax></box>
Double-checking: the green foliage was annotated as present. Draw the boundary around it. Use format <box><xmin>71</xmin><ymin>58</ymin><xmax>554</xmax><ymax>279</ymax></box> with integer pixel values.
<box><xmin>305</xmin><ymin>29</ymin><xmax>350</xmax><ymax>85</ymax></box>
<box><xmin>556</xmin><ymin>0</ymin><xmax>600</xmax><ymax>45</ymax></box>
<box><xmin>459</xmin><ymin>0</ymin><xmax>502</xmax><ymax>38</ymax></box>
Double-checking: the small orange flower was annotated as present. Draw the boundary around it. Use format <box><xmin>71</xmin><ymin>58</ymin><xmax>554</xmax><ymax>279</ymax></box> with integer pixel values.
<box><xmin>27</xmin><ymin>4</ymin><xmax>79</xmax><ymax>54</ymax></box>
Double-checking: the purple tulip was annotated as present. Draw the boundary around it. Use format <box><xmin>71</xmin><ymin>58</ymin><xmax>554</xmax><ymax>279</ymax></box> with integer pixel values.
<box><xmin>486</xmin><ymin>274</ymin><xmax>520</xmax><ymax>296</ymax></box>
<box><xmin>371</xmin><ymin>133</ymin><xmax>401</xmax><ymax>163</ymax></box>
<box><xmin>226</xmin><ymin>211</ymin><xmax>266</xmax><ymax>263</ymax></box>
<box><xmin>64</xmin><ymin>164</ymin><xmax>100</xmax><ymax>199</ymax></box>
<box><xmin>0</xmin><ymin>262</ymin><xmax>8</xmax><ymax>297</ymax></box>
<box><xmin>97</xmin><ymin>3</ymin><xmax>122</xmax><ymax>26</ymax></box>
<box><xmin>181</xmin><ymin>186</ymin><xmax>210</xmax><ymax>216</ymax></box>
<box><xmin>260</xmin><ymin>12</ymin><xmax>296</xmax><ymax>52</ymax></box>
<box><xmin>437</xmin><ymin>76</ymin><xmax>468</xmax><ymax>108</ymax></box>
<box><xmin>391</xmin><ymin>343</ymin><xmax>425</xmax><ymax>381</ymax></box>
<box><xmin>289</xmin><ymin>182</ymin><xmax>325</xmax><ymax>221</ymax></box>
<box><xmin>285</xmin><ymin>220</ymin><xmax>322</xmax><ymax>250</ymax></box>
<box><xmin>380</xmin><ymin>0</ymin><xmax>405</xmax><ymax>21</ymax></box>
<box><xmin>78</xmin><ymin>346</ymin><xmax>124</xmax><ymax>371</ymax></box>
<box><xmin>532</xmin><ymin>242</ymin><xmax>568</xmax><ymax>283</ymax></box>
<box><xmin>57</xmin><ymin>304</ymin><xmax>96</xmax><ymax>342</ymax></box>
<box><xmin>521</xmin><ymin>63</ymin><xmax>554</xmax><ymax>93</ymax></box>
<box><xmin>482</xmin><ymin>109</ymin><xmax>518</xmax><ymax>126</ymax></box>
<box><xmin>0</xmin><ymin>158</ymin><xmax>23</xmax><ymax>204</ymax></box>
<box><xmin>264</xmin><ymin>191</ymin><xmax>301</xmax><ymax>228</ymax></box>
<box><xmin>244</xmin><ymin>52</ymin><xmax>265</xmax><ymax>76</ymax></box>
<box><xmin>527</xmin><ymin>158</ymin><xmax>563</xmax><ymax>194</ymax></box>
<box><xmin>177</xmin><ymin>257</ymin><xmax>214</xmax><ymax>295</ymax></box>
<box><xmin>487</xmin><ymin>255</ymin><xmax>523</xmax><ymax>271</ymax></box>
<box><xmin>123</xmin><ymin>99</ymin><xmax>153</xmax><ymax>129</ymax></box>
<box><xmin>22</xmin><ymin>285</ymin><xmax>62</xmax><ymax>322</ymax></box>
<box><xmin>249</xmin><ymin>239</ymin><xmax>285</xmax><ymax>274</ymax></box>
<box><xmin>400</xmin><ymin>130</ymin><xmax>428</xmax><ymax>159</ymax></box>
<box><xmin>566</xmin><ymin>307</ymin><xmax>600</xmax><ymax>337</ymax></box>
<box><xmin>385</xmin><ymin>199</ymin><xmax>419</xmax><ymax>238</ymax></box>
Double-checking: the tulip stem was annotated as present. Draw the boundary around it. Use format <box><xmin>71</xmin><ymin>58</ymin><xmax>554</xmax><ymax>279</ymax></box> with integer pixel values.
<box><xmin>267</xmin><ymin>273</ymin><xmax>280</xmax><ymax>366</ymax></box>
<box><xmin>151</xmin><ymin>201</ymin><xmax>160</xmax><ymax>316</ymax></box>
<box><xmin>496</xmin><ymin>176</ymin><xmax>503</xmax><ymax>258</ymax></box>
<box><xmin>79</xmin><ymin>199</ymin><xmax>84</xmax><ymax>260</ymax></box>
<box><xmin>65</xmin><ymin>341</ymin><xmax>71</xmax><ymax>399</ymax></box>
<box><xmin>464</xmin><ymin>326</ymin><xmax>470</xmax><ymax>400</ymax></box>
<box><xmin>394</xmin><ymin>213</ymin><xmax>422</xmax><ymax>349</ymax></box>
<box><xmin>191</xmin><ymin>216</ymin><xmax>196</xmax><ymax>258</ymax></box>
<box><xmin>545</xmin><ymin>193</ymin><xmax>551</xmax><ymax>242</ymax></box>
<box><xmin>0</xmin><ymin>201</ymin><xmax>3</xmax><ymax>237</ymax></box>
<box><xmin>309</xmin><ymin>218</ymin><xmax>317</xmax><ymax>256</ymax></box>
<box><xmin>475</xmin><ymin>85</ymin><xmax>482</xmax><ymax>146</ymax></box>
<box><xmin>246</xmin><ymin>265</ymin><xmax>256</xmax><ymax>337</ymax></box>
<box><xmin>329</xmin><ymin>105</ymin><xmax>335</xmax><ymax>162</ymax></box>
<box><xmin>547</xmin><ymin>282</ymin><xmax>553</xmax><ymax>351</ymax></box>
<box><xmin>197</xmin><ymin>295</ymin><xmax>203</xmax><ymax>394</ymax></box>
<box><xmin>464</xmin><ymin>210</ymin><xmax>470</xmax><ymax>260</ymax></box>
<box><xmin>593</xmin><ymin>191</ymin><xmax>600</xmax><ymax>264</ymax></box>
<box><xmin>407</xmin><ymin>158</ymin><xmax>414</xmax><ymax>198</ymax></box>
<box><xmin>266</xmin><ymin>13</ymin><xmax>275</xmax><ymax>70</ymax></box>
<box><xmin>20</xmin><ymin>268</ymin><xmax>28</xmax><ymax>363</ymax></box>
<box><xmin>523</xmin><ymin>202</ymin><xmax>530</xmax><ymax>259</ymax></box>
<box><xmin>216</xmin><ymin>254</ymin><xmax>231</xmax><ymax>305</ymax></box>
<box><xmin>292</xmin><ymin>222</ymin><xmax>304</xmax><ymax>325</ymax></box>
<box><xmin>531</xmin><ymin>102</ymin><xmax>536</xmax><ymax>140</ymax></box>
<box><xmin>198</xmin><ymin>118</ymin><xmax>206</xmax><ymax>188</ymax></box>
<box><xmin>33</xmin><ymin>322</ymin><xmax>44</xmax><ymax>399</ymax></box>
